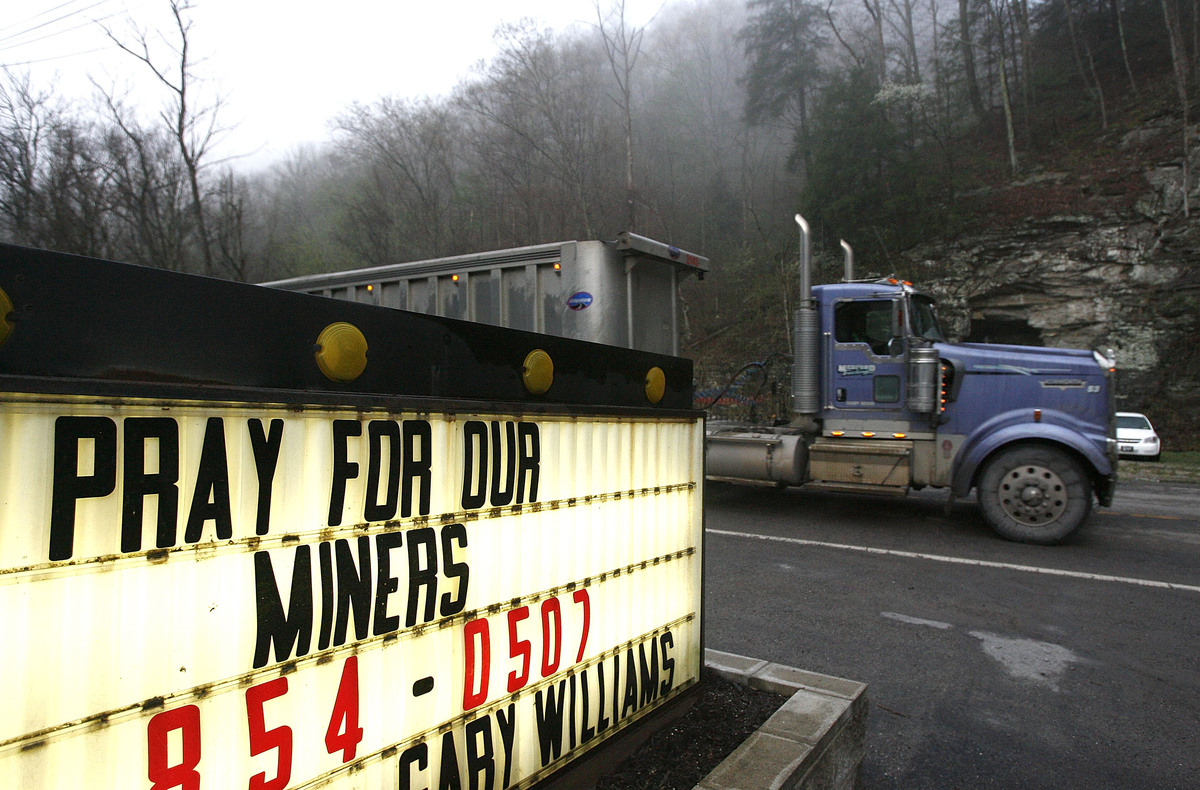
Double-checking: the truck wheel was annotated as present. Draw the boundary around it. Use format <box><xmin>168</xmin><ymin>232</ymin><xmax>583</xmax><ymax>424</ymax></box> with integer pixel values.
<box><xmin>977</xmin><ymin>446</ymin><xmax>1091</xmax><ymax>544</ymax></box>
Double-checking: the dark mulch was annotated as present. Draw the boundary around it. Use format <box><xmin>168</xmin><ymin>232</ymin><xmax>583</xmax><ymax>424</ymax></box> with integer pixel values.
<box><xmin>595</xmin><ymin>675</ymin><xmax>787</xmax><ymax>790</ymax></box>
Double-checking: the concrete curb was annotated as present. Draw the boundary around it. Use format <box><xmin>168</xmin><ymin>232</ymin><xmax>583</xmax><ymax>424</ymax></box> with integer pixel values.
<box><xmin>695</xmin><ymin>650</ymin><xmax>868</xmax><ymax>790</ymax></box>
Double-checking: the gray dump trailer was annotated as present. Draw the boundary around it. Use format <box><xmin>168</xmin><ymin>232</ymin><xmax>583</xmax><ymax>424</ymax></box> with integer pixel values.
<box><xmin>262</xmin><ymin>232</ymin><xmax>708</xmax><ymax>356</ymax></box>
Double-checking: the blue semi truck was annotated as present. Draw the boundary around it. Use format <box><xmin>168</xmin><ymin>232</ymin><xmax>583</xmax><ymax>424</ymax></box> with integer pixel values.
<box><xmin>707</xmin><ymin>216</ymin><xmax>1117</xmax><ymax>544</ymax></box>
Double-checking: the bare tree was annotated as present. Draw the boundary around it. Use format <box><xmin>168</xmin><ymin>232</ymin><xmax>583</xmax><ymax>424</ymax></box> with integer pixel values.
<box><xmin>0</xmin><ymin>73</ymin><xmax>49</xmax><ymax>242</ymax></box>
<box><xmin>1</xmin><ymin>72</ymin><xmax>112</xmax><ymax>255</ymax></box>
<box><xmin>336</xmin><ymin>97</ymin><xmax>466</xmax><ymax>258</ymax></box>
<box><xmin>1062</xmin><ymin>0</ymin><xmax>1107</xmax><ymax>129</ymax></box>
<box><xmin>885</xmin><ymin>0</ymin><xmax>922</xmax><ymax>84</ymax></box>
<box><xmin>865</xmin><ymin>0</ymin><xmax>889</xmax><ymax>84</ymax></box>
<box><xmin>101</xmin><ymin>0</ymin><xmax>223</xmax><ymax>274</ymax></box>
<box><xmin>984</xmin><ymin>0</ymin><xmax>1019</xmax><ymax>176</ymax></box>
<box><xmin>462</xmin><ymin>21</ymin><xmax>620</xmax><ymax>240</ymax></box>
<box><xmin>98</xmin><ymin>91</ymin><xmax>194</xmax><ymax>270</ymax></box>
<box><xmin>596</xmin><ymin>0</ymin><xmax>651</xmax><ymax>230</ymax></box>
<box><xmin>957</xmin><ymin>0</ymin><xmax>988</xmax><ymax>123</ymax></box>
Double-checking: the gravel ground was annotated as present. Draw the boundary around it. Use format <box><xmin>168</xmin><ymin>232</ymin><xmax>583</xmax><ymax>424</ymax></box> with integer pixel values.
<box><xmin>595</xmin><ymin>675</ymin><xmax>786</xmax><ymax>790</ymax></box>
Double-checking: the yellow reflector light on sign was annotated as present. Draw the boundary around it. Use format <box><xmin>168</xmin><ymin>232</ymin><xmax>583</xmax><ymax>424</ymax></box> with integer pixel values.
<box><xmin>645</xmin><ymin>366</ymin><xmax>666</xmax><ymax>404</ymax></box>
<box><xmin>523</xmin><ymin>349</ymin><xmax>554</xmax><ymax>395</ymax></box>
<box><xmin>315</xmin><ymin>322</ymin><xmax>368</xmax><ymax>382</ymax></box>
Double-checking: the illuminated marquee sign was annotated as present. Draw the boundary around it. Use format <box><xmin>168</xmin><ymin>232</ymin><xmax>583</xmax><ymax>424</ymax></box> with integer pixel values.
<box><xmin>0</xmin><ymin>395</ymin><xmax>703</xmax><ymax>789</ymax></box>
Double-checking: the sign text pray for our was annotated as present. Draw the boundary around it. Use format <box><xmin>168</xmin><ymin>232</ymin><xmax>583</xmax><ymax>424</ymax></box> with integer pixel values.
<box><xmin>0</xmin><ymin>397</ymin><xmax>702</xmax><ymax>790</ymax></box>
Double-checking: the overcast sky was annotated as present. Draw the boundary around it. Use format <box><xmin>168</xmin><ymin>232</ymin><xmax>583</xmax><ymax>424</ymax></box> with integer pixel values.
<box><xmin>3</xmin><ymin>0</ymin><xmax>666</xmax><ymax>169</ymax></box>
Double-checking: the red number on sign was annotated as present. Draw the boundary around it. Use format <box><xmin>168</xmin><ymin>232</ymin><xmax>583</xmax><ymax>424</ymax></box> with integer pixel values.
<box><xmin>573</xmin><ymin>588</ymin><xmax>591</xmax><ymax>663</ymax></box>
<box><xmin>246</xmin><ymin>677</ymin><xmax>292</xmax><ymax>790</ymax></box>
<box><xmin>540</xmin><ymin>597</ymin><xmax>562</xmax><ymax>677</ymax></box>
<box><xmin>506</xmin><ymin>606</ymin><xmax>531</xmax><ymax>692</ymax></box>
<box><xmin>147</xmin><ymin>705</ymin><xmax>202</xmax><ymax>790</ymax></box>
<box><xmin>325</xmin><ymin>656</ymin><xmax>365</xmax><ymax>762</ymax></box>
<box><xmin>463</xmin><ymin>617</ymin><xmax>491</xmax><ymax>710</ymax></box>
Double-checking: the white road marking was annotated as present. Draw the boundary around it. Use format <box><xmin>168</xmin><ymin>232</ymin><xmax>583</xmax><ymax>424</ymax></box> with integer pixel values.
<box><xmin>710</xmin><ymin>528</ymin><xmax>1200</xmax><ymax>594</ymax></box>
<box><xmin>881</xmin><ymin>612</ymin><xmax>954</xmax><ymax>629</ymax></box>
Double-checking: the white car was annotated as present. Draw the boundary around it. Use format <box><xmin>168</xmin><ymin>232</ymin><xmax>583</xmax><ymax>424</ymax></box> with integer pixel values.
<box><xmin>1116</xmin><ymin>412</ymin><xmax>1161</xmax><ymax>461</ymax></box>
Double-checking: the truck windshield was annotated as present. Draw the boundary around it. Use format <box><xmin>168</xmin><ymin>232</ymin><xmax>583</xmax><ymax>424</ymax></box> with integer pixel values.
<box><xmin>910</xmin><ymin>296</ymin><xmax>946</xmax><ymax>341</ymax></box>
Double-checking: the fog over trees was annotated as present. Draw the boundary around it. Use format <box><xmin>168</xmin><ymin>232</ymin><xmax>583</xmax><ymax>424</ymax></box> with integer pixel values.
<box><xmin>1</xmin><ymin>0</ymin><xmax>1191</xmax><ymax>365</ymax></box>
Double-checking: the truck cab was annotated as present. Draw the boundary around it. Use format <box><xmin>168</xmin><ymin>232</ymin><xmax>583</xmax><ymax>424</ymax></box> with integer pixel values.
<box><xmin>814</xmin><ymin>281</ymin><xmax>1117</xmax><ymax>537</ymax></box>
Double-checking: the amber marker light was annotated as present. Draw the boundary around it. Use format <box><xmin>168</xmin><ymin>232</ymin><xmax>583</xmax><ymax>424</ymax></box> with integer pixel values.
<box><xmin>831</xmin><ymin>430</ymin><xmax>845</xmax><ymax>437</ymax></box>
<box><xmin>1034</xmin><ymin>409</ymin><xmax>1043</xmax><ymax>423</ymax></box>
<box><xmin>523</xmin><ymin>349</ymin><xmax>554</xmax><ymax>395</ymax></box>
<box><xmin>315</xmin><ymin>322</ymin><xmax>368</xmax><ymax>382</ymax></box>
<box><xmin>861</xmin><ymin>431</ymin><xmax>876</xmax><ymax>437</ymax></box>
<box><xmin>645</xmin><ymin>366</ymin><xmax>666</xmax><ymax>404</ymax></box>
<box><xmin>451</xmin><ymin>274</ymin><xmax>460</xmax><ymax>283</ymax></box>
<box><xmin>893</xmin><ymin>433</ymin><xmax>907</xmax><ymax>439</ymax></box>
<box><xmin>0</xmin><ymin>286</ymin><xmax>13</xmax><ymax>347</ymax></box>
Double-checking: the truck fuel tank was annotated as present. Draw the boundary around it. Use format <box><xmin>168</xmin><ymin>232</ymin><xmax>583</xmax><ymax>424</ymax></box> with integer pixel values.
<box><xmin>706</xmin><ymin>426</ymin><xmax>808</xmax><ymax>487</ymax></box>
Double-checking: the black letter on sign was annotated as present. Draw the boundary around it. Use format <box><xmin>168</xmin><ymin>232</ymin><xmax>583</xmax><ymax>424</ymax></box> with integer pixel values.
<box><xmin>365</xmin><ymin>421</ymin><xmax>400</xmax><ymax>522</ymax></box>
<box><xmin>50</xmin><ymin>416</ymin><xmax>117</xmax><ymax>561</ymax></box>
<box><xmin>121</xmin><ymin>418</ymin><xmax>179</xmax><ymax>553</ymax></box>
<box><xmin>497</xmin><ymin>703</ymin><xmax>516</xmax><ymax>788</ymax></box>
<box><xmin>638</xmin><ymin>640</ymin><xmax>660</xmax><ymax>708</ymax></box>
<box><xmin>489</xmin><ymin>421</ymin><xmax>516</xmax><ymax>506</ymax></box>
<box><xmin>252</xmin><ymin>547</ymin><xmax>314</xmax><ymax>668</ymax></box>
<box><xmin>328</xmin><ymin>420</ymin><xmax>362</xmax><ymax>526</ymax></box>
<box><xmin>533</xmin><ymin>680</ymin><xmax>568</xmax><ymax>766</ymax></box>
<box><xmin>185</xmin><ymin>418</ymin><xmax>233</xmax><ymax>544</ymax></box>
<box><xmin>318</xmin><ymin>542</ymin><xmax>335</xmax><ymax>651</ymax></box>
<box><xmin>439</xmin><ymin>732</ymin><xmax>462</xmax><ymax>789</ymax></box>
<box><xmin>659</xmin><ymin>631</ymin><xmax>676</xmax><ymax>696</ymax></box>
<box><xmin>397</xmin><ymin>742</ymin><xmax>427</xmax><ymax>790</ymax></box>
<box><xmin>402</xmin><ymin>420</ymin><xmax>431</xmax><ymax>517</ymax></box>
<box><xmin>439</xmin><ymin>523</ymin><xmax>469</xmax><ymax>617</ymax></box>
<box><xmin>248</xmin><ymin>419</ymin><xmax>284</xmax><ymax>536</ymax></box>
<box><xmin>373</xmin><ymin>531</ymin><xmax>404</xmax><ymax>636</ymax></box>
<box><xmin>465</xmin><ymin>716</ymin><xmax>496</xmax><ymax>790</ymax></box>
<box><xmin>461</xmin><ymin>420</ymin><xmax>488</xmax><ymax>509</ymax></box>
<box><xmin>334</xmin><ymin>536</ymin><xmax>373</xmax><ymax>646</ymax></box>
<box><xmin>405</xmin><ymin>527</ymin><xmax>439</xmax><ymax>627</ymax></box>
<box><xmin>516</xmin><ymin>423</ymin><xmax>540</xmax><ymax>503</ymax></box>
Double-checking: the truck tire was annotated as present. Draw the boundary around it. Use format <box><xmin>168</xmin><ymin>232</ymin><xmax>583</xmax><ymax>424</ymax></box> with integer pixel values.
<box><xmin>977</xmin><ymin>445</ymin><xmax>1092</xmax><ymax>544</ymax></box>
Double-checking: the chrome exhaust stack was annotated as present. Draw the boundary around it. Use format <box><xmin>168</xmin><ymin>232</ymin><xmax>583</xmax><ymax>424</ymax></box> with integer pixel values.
<box><xmin>791</xmin><ymin>215</ymin><xmax>820</xmax><ymax>426</ymax></box>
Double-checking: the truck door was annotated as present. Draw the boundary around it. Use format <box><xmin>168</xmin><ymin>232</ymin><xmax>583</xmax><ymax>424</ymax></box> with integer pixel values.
<box><xmin>829</xmin><ymin>298</ymin><xmax>908</xmax><ymax>413</ymax></box>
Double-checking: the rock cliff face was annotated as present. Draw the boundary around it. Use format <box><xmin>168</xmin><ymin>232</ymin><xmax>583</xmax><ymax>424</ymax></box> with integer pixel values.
<box><xmin>903</xmin><ymin>118</ymin><xmax>1200</xmax><ymax>450</ymax></box>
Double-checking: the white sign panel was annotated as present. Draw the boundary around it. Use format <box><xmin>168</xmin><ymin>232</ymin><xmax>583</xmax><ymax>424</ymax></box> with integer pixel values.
<box><xmin>0</xmin><ymin>394</ymin><xmax>704</xmax><ymax>789</ymax></box>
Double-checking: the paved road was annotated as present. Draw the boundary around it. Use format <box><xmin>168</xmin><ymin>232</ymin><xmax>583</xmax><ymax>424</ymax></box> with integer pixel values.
<box><xmin>702</xmin><ymin>476</ymin><xmax>1200</xmax><ymax>789</ymax></box>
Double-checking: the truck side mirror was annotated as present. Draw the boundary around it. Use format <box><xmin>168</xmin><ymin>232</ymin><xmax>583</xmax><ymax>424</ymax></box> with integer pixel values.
<box><xmin>888</xmin><ymin>336</ymin><xmax>905</xmax><ymax>357</ymax></box>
